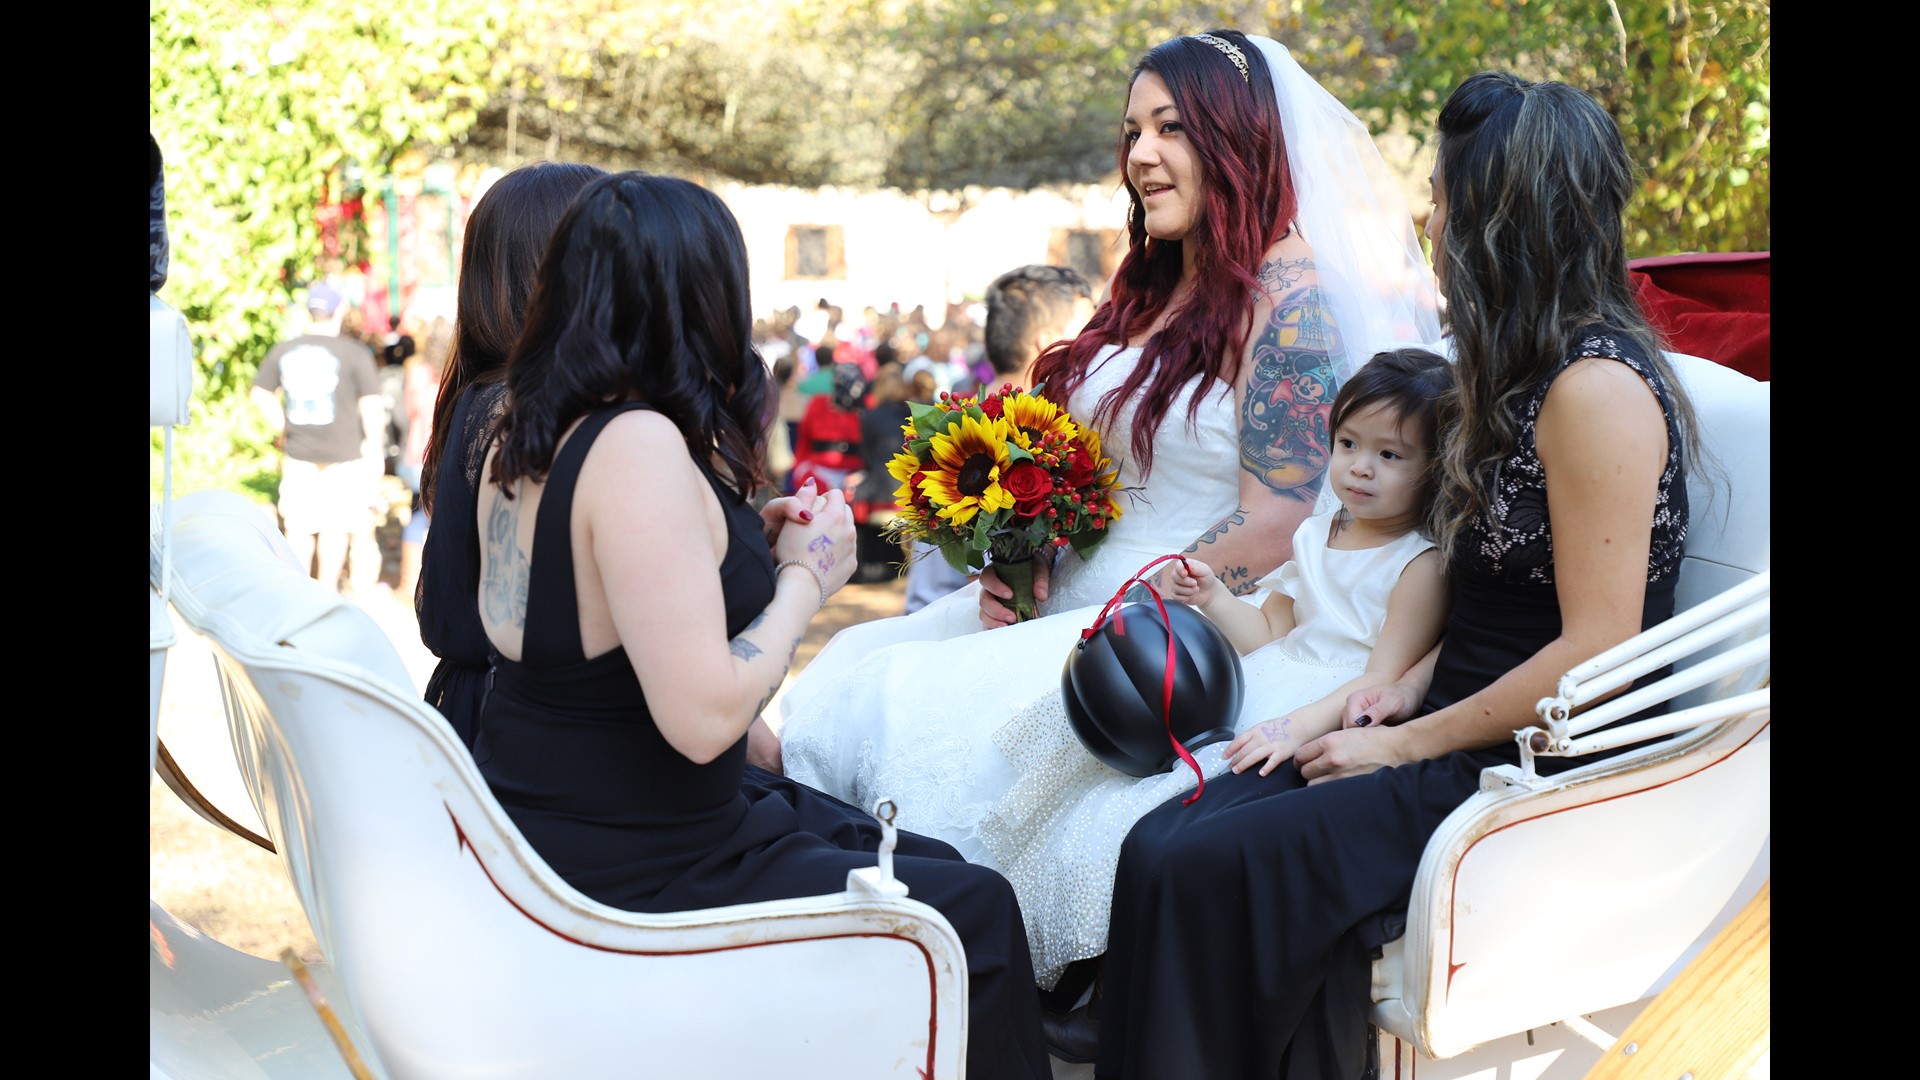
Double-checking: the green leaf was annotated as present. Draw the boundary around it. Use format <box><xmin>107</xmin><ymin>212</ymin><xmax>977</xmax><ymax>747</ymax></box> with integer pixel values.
<box><xmin>939</xmin><ymin>539</ymin><xmax>978</xmax><ymax>575</ymax></box>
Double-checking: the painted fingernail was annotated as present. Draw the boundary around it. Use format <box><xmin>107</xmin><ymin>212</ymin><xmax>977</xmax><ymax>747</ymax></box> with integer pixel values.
<box><xmin>799</xmin><ymin>511</ymin><xmax>814</xmax><ymax>522</ymax></box>
<box><xmin>1355</xmin><ymin>715</ymin><xmax>1373</xmax><ymax>727</ymax></box>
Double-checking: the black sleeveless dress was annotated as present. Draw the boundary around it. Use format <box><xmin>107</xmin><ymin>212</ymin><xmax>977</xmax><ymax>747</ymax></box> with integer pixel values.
<box><xmin>1094</xmin><ymin>329</ymin><xmax>1690</xmax><ymax>1079</ymax></box>
<box><xmin>417</xmin><ymin>381</ymin><xmax>503</xmax><ymax>747</ymax></box>
<box><xmin>418</xmin><ymin>385</ymin><xmax>971</xmax><ymax>858</ymax></box>
<box><xmin>474</xmin><ymin>403</ymin><xmax>1052</xmax><ymax>1080</ymax></box>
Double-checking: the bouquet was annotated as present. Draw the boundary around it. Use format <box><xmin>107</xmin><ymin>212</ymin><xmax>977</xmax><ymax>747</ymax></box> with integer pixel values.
<box><xmin>884</xmin><ymin>382</ymin><xmax>1125</xmax><ymax>622</ymax></box>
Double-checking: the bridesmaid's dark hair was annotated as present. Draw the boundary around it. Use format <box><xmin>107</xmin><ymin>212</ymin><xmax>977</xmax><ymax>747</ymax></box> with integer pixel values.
<box><xmin>1030</xmin><ymin>28</ymin><xmax>1293</xmax><ymax>476</ymax></box>
<box><xmin>490</xmin><ymin>172</ymin><xmax>771</xmax><ymax>501</ymax></box>
<box><xmin>421</xmin><ymin>160</ymin><xmax>607</xmax><ymax>514</ymax></box>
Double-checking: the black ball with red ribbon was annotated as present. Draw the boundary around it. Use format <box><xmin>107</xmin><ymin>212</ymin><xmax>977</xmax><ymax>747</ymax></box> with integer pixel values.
<box><xmin>1062</xmin><ymin>560</ymin><xmax>1244</xmax><ymax>783</ymax></box>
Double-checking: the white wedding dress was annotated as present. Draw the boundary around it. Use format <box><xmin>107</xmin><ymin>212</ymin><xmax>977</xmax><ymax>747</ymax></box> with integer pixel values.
<box><xmin>778</xmin><ymin>343</ymin><xmax>1241</xmax><ymax>849</ymax></box>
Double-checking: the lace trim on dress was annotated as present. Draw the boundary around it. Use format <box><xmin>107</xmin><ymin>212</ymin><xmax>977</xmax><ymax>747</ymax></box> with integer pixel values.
<box><xmin>1460</xmin><ymin>329</ymin><xmax>1688</xmax><ymax>586</ymax></box>
<box><xmin>780</xmin><ymin>647</ymin><xmax>1054</xmax><ymax>843</ymax></box>
<box><xmin>977</xmin><ymin>645</ymin><xmax>1360</xmax><ymax>988</ymax></box>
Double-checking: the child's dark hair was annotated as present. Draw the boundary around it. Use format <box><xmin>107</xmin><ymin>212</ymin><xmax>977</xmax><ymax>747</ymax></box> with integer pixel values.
<box><xmin>1328</xmin><ymin>347</ymin><xmax>1455</xmax><ymax>528</ymax></box>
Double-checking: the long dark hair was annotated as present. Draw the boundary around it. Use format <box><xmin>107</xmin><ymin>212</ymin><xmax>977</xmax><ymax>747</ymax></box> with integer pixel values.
<box><xmin>490</xmin><ymin>172</ymin><xmax>771</xmax><ymax>501</ymax></box>
<box><xmin>1327</xmin><ymin>347</ymin><xmax>1455</xmax><ymax>536</ymax></box>
<box><xmin>1430</xmin><ymin>72</ymin><xmax>1701</xmax><ymax>560</ymax></box>
<box><xmin>419</xmin><ymin>161</ymin><xmax>606</xmax><ymax>514</ymax></box>
<box><xmin>1030</xmin><ymin>28</ymin><xmax>1294</xmax><ymax>475</ymax></box>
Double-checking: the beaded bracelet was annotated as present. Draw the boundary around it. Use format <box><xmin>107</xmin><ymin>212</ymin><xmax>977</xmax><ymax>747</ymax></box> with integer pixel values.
<box><xmin>775</xmin><ymin>559</ymin><xmax>831</xmax><ymax>608</ymax></box>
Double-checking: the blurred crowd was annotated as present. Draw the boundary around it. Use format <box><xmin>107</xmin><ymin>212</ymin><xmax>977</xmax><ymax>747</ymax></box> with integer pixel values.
<box><xmin>755</xmin><ymin>297</ymin><xmax>995</xmax><ymax>585</ymax></box>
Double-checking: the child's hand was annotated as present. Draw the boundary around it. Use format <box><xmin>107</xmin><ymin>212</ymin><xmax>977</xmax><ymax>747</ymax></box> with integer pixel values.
<box><xmin>1224</xmin><ymin>716</ymin><xmax>1298</xmax><ymax>776</ymax></box>
<box><xmin>1159</xmin><ymin>557</ymin><xmax>1217</xmax><ymax>606</ymax></box>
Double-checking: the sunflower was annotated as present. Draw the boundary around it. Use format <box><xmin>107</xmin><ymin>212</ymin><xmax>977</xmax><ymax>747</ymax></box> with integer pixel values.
<box><xmin>886</xmin><ymin>449</ymin><xmax>925</xmax><ymax>505</ymax></box>
<box><xmin>1074</xmin><ymin>426</ymin><xmax>1124</xmax><ymax>520</ymax></box>
<box><xmin>997</xmin><ymin>391</ymin><xmax>1078</xmax><ymax>452</ymax></box>
<box><xmin>918</xmin><ymin>413</ymin><xmax>1016</xmax><ymax>526</ymax></box>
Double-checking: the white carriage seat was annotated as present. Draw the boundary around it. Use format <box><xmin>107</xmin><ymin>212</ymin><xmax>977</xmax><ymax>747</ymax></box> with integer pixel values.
<box><xmin>1368</xmin><ymin>351</ymin><xmax>1770</xmax><ymax>1060</ymax></box>
<box><xmin>157</xmin><ymin>488</ymin><xmax>970</xmax><ymax>1080</ymax></box>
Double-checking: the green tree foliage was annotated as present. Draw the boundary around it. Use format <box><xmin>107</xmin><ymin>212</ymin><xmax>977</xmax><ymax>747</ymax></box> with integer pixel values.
<box><xmin>150</xmin><ymin>0</ymin><xmax>1766</xmax><ymax>504</ymax></box>
<box><xmin>449</xmin><ymin>0</ymin><xmax>871</xmax><ymax>182</ymax></box>
<box><xmin>152</xmin><ymin>0</ymin><xmax>504</xmax><ymax>392</ymax></box>
<box><xmin>151</xmin><ymin>0</ymin><xmax>506</xmax><ymax>497</ymax></box>
<box><xmin>1311</xmin><ymin>0</ymin><xmax>1770</xmax><ymax>255</ymax></box>
<box><xmin>839</xmin><ymin>0</ymin><xmax>1303</xmax><ymax>191</ymax></box>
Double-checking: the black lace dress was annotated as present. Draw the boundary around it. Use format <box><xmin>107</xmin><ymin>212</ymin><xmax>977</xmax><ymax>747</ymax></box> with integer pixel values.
<box><xmin>1093</xmin><ymin>328</ymin><xmax>1690</xmax><ymax>1079</ymax></box>
<box><xmin>416</xmin><ymin>381</ymin><xmax>505</xmax><ymax>747</ymax></box>
<box><xmin>473</xmin><ymin>402</ymin><xmax>1052</xmax><ymax>1080</ymax></box>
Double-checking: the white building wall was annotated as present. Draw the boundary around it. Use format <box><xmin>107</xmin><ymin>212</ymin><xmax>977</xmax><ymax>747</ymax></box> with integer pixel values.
<box><xmin>715</xmin><ymin>179</ymin><xmax>1130</xmax><ymax>326</ymax></box>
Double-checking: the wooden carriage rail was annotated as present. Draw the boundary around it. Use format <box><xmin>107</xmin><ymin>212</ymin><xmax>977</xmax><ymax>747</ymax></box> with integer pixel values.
<box><xmin>1583</xmin><ymin>877</ymin><xmax>1770</xmax><ymax>1080</ymax></box>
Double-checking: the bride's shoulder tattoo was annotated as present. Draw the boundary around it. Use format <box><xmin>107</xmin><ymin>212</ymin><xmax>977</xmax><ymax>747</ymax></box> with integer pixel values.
<box><xmin>1239</xmin><ymin>282</ymin><xmax>1344</xmax><ymax>503</ymax></box>
<box><xmin>1251</xmin><ymin>255</ymin><xmax>1313</xmax><ymax>302</ymax></box>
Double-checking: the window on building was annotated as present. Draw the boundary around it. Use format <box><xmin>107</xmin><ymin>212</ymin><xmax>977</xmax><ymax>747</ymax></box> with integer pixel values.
<box><xmin>786</xmin><ymin>225</ymin><xmax>845</xmax><ymax>280</ymax></box>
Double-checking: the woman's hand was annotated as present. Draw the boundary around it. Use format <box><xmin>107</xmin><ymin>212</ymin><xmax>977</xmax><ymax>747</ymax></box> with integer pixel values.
<box><xmin>1158</xmin><ymin>557</ymin><xmax>1218</xmax><ymax>607</ymax></box>
<box><xmin>979</xmin><ymin>557</ymin><xmax>1050</xmax><ymax>629</ymax></box>
<box><xmin>1294</xmin><ymin>725</ymin><xmax>1413</xmax><ymax>785</ymax></box>
<box><xmin>1343</xmin><ymin>680</ymin><xmax>1423</xmax><ymax>729</ymax></box>
<box><xmin>773</xmin><ymin>485</ymin><xmax>858</xmax><ymax>596</ymax></box>
<box><xmin>759</xmin><ymin>477</ymin><xmax>820</xmax><ymax>546</ymax></box>
<box><xmin>746</xmin><ymin>716</ymin><xmax>784</xmax><ymax>774</ymax></box>
<box><xmin>1224</xmin><ymin>716</ymin><xmax>1299</xmax><ymax>776</ymax></box>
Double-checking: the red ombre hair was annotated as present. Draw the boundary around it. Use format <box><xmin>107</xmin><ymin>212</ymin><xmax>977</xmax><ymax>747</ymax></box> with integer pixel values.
<box><xmin>1031</xmin><ymin>29</ymin><xmax>1295</xmax><ymax>476</ymax></box>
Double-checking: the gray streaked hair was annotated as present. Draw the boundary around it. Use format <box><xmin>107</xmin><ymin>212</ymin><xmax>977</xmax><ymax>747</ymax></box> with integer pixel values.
<box><xmin>1428</xmin><ymin>72</ymin><xmax>1702</xmax><ymax>561</ymax></box>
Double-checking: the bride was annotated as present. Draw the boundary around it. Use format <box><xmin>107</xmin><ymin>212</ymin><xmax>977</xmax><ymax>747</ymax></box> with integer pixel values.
<box><xmin>776</xmin><ymin>30</ymin><xmax>1440</xmax><ymax>901</ymax></box>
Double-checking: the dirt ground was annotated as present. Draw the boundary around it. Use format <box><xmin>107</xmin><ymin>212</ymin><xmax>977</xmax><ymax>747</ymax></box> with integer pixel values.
<box><xmin>148</xmin><ymin>569</ymin><xmax>914</xmax><ymax>964</ymax></box>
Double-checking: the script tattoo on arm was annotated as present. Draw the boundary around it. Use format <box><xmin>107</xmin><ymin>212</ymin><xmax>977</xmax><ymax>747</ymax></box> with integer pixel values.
<box><xmin>480</xmin><ymin>492</ymin><xmax>531</xmax><ymax>629</ymax></box>
<box><xmin>745</xmin><ymin>633</ymin><xmax>805</xmax><ymax>720</ymax></box>
<box><xmin>1183</xmin><ymin>508</ymin><xmax>1259</xmax><ymax>596</ymax></box>
<box><xmin>749</xmin><ymin>680</ymin><xmax>782</xmax><ymax>720</ymax></box>
<box><xmin>1240</xmin><ymin>283</ymin><xmax>1345</xmax><ymax>503</ymax></box>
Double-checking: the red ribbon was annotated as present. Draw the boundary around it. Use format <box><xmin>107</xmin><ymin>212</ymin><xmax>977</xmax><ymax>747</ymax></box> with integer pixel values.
<box><xmin>1079</xmin><ymin>554</ymin><xmax>1207</xmax><ymax>804</ymax></box>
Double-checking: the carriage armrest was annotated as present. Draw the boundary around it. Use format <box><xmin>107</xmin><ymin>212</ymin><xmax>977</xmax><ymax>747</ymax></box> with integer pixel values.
<box><xmin>1371</xmin><ymin>704</ymin><xmax>1769</xmax><ymax>1058</ymax></box>
<box><xmin>155</xmin><ymin>489</ymin><xmax>415</xmax><ymax>690</ymax></box>
<box><xmin>151</xmin><ymin>294</ymin><xmax>193</xmax><ymax>428</ymax></box>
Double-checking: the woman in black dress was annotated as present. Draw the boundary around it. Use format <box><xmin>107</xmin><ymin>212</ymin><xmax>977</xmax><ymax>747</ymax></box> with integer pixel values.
<box><xmin>416</xmin><ymin>160</ymin><xmax>607</xmax><ymax>748</ymax></box>
<box><xmin>471</xmin><ymin>172</ymin><xmax>1051</xmax><ymax>1079</ymax></box>
<box><xmin>1077</xmin><ymin>72</ymin><xmax>1706</xmax><ymax>1078</ymax></box>
<box><xmin>414</xmin><ymin>160</ymin><xmax>966</xmax><ymax>862</ymax></box>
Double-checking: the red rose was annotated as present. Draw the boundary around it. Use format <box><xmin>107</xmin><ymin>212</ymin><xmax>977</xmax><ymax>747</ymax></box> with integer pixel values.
<box><xmin>1002</xmin><ymin>461</ymin><xmax>1052</xmax><ymax>518</ymax></box>
<box><xmin>1062</xmin><ymin>443</ymin><xmax>1097</xmax><ymax>487</ymax></box>
<box><xmin>980</xmin><ymin>397</ymin><xmax>1005</xmax><ymax>419</ymax></box>
<box><xmin>908</xmin><ymin>470</ymin><xmax>933</xmax><ymax>509</ymax></box>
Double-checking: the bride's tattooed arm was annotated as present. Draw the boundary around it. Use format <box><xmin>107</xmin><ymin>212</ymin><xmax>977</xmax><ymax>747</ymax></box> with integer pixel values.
<box><xmin>1182</xmin><ymin>257</ymin><xmax>1345</xmax><ymax>595</ymax></box>
<box><xmin>1241</xmin><ymin>282</ymin><xmax>1341</xmax><ymax>499</ymax></box>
